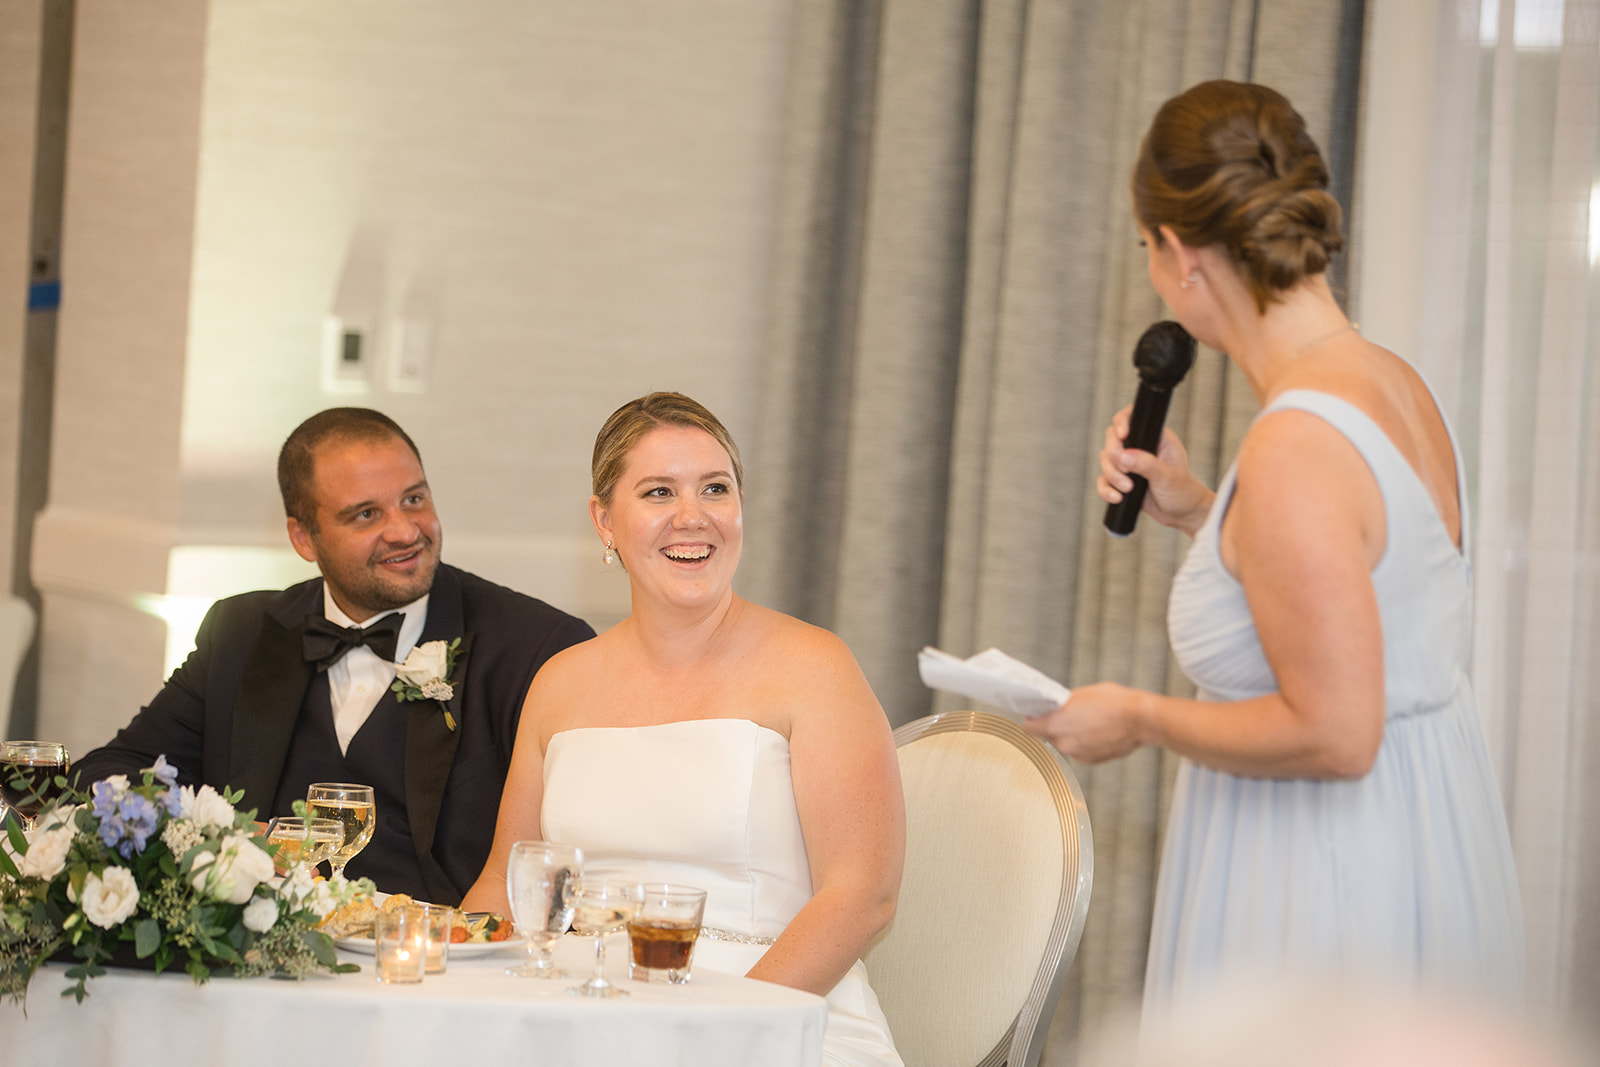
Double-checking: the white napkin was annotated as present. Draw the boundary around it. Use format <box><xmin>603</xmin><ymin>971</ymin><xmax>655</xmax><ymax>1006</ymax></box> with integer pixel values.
<box><xmin>916</xmin><ymin>646</ymin><xmax>1070</xmax><ymax>719</ymax></box>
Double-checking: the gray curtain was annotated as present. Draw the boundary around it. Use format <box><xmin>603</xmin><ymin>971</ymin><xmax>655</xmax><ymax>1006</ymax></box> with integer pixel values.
<box><xmin>745</xmin><ymin>0</ymin><xmax>1366</xmax><ymax>1060</ymax></box>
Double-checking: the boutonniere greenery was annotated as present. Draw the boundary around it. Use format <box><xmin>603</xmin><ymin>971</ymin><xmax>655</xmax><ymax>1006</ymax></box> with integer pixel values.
<box><xmin>391</xmin><ymin>638</ymin><xmax>463</xmax><ymax>730</ymax></box>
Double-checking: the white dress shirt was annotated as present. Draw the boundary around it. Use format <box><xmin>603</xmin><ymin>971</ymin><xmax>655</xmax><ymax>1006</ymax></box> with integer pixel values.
<box><xmin>322</xmin><ymin>589</ymin><xmax>429</xmax><ymax>755</ymax></box>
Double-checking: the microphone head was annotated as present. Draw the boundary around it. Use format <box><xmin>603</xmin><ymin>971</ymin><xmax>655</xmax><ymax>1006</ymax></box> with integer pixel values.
<box><xmin>1132</xmin><ymin>321</ymin><xmax>1197</xmax><ymax>387</ymax></box>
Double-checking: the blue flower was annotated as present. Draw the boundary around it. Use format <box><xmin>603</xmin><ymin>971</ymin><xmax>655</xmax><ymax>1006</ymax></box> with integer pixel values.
<box><xmin>145</xmin><ymin>755</ymin><xmax>178</xmax><ymax>787</ymax></box>
<box><xmin>90</xmin><ymin>780</ymin><xmax>127</xmax><ymax>849</ymax></box>
<box><xmin>97</xmin><ymin>814</ymin><xmax>125</xmax><ymax>850</ymax></box>
<box><xmin>118</xmin><ymin>793</ymin><xmax>160</xmax><ymax>856</ymax></box>
<box><xmin>90</xmin><ymin>780</ymin><xmax>120</xmax><ymax>822</ymax></box>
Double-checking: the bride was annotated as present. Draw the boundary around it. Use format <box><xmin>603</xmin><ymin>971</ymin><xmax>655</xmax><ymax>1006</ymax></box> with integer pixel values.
<box><xmin>463</xmin><ymin>391</ymin><xmax>906</xmax><ymax>1067</ymax></box>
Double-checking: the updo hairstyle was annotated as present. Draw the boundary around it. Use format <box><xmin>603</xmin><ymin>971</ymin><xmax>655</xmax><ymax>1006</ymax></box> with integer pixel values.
<box><xmin>1132</xmin><ymin>80</ymin><xmax>1344</xmax><ymax>311</ymax></box>
<box><xmin>591</xmin><ymin>391</ymin><xmax>745</xmax><ymax>505</ymax></box>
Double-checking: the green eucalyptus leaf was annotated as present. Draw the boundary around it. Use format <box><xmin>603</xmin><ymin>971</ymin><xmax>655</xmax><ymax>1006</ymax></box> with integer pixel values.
<box><xmin>134</xmin><ymin>918</ymin><xmax>161</xmax><ymax>958</ymax></box>
<box><xmin>307</xmin><ymin>929</ymin><xmax>338</xmax><ymax>968</ymax></box>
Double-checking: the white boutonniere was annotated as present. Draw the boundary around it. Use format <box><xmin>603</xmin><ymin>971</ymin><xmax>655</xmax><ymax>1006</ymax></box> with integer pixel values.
<box><xmin>391</xmin><ymin>637</ymin><xmax>463</xmax><ymax>730</ymax></box>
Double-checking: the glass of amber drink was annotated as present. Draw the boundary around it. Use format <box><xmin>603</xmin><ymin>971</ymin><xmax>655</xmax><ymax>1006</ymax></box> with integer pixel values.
<box><xmin>624</xmin><ymin>884</ymin><xmax>706</xmax><ymax>985</ymax></box>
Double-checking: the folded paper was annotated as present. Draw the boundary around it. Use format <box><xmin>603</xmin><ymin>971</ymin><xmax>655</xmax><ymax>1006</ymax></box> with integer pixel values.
<box><xmin>916</xmin><ymin>646</ymin><xmax>1070</xmax><ymax>718</ymax></box>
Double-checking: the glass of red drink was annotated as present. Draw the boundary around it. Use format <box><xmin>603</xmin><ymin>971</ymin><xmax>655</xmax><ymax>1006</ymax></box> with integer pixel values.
<box><xmin>0</xmin><ymin>740</ymin><xmax>70</xmax><ymax>834</ymax></box>
<box><xmin>625</xmin><ymin>883</ymin><xmax>706</xmax><ymax>985</ymax></box>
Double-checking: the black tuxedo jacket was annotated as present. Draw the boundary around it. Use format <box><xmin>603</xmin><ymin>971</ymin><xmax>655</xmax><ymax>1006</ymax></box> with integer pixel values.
<box><xmin>72</xmin><ymin>563</ymin><xmax>594</xmax><ymax>903</ymax></box>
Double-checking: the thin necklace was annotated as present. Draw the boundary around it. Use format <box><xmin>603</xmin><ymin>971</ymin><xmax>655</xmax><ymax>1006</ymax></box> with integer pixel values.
<box><xmin>1292</xmin><ymin>322</ymin><xmax>1358</xmax><ymax>358</ymax></box>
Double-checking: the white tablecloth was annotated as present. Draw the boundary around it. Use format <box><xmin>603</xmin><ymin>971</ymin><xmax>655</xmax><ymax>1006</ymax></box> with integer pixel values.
<box><xmin>0</xmin><ymin>933</ymin><xmax>827</xmax><ymax>1067</ymax></box>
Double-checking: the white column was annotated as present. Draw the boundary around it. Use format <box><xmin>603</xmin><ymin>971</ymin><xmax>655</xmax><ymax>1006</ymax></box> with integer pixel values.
<box><xmin>32</xmin><ymin>0</ymin><xmax>209</xmax><ymax>757</ymax></box>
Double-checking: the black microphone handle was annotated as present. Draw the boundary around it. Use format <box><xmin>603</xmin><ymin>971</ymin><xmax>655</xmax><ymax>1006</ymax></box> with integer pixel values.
<box><xmin>1103</xmin><ymin>382</ymin><xmax>1176</xmax><ymax>537</ymax></box>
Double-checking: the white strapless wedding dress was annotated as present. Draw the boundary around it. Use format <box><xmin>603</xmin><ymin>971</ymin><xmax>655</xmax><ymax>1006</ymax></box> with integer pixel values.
<box><xmin>542</xmin><ymin>719</ymin><xmax>904</xmax><ymax>1067</ymax></box>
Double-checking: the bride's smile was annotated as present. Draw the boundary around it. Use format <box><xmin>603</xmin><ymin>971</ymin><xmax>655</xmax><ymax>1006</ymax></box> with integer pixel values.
<box><xmin>591</xmin><ymin>423</ymin><xmax>743</xmax><ymax>607</ymax></box>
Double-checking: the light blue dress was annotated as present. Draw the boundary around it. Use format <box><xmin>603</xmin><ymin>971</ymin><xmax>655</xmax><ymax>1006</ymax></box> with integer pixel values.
<box><xmin>1147</xmin><ymin>388</ymin><xmax>1523</xmax><ymax>1015</ymax></box>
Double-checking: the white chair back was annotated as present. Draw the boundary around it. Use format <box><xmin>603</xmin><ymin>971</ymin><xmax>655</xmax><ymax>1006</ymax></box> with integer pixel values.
<box><xmin>0</xmin><ymin>596</ymin><xmax>35</xmax><ymax>735</ymax></box>
<box><xmin>863</xmin><ymin>711</ymin><xmax>1093</xmax><ymax>1067</ymax></box>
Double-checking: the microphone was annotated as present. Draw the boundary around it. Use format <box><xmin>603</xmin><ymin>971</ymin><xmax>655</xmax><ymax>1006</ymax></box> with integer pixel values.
<box><xmin>1103</xmin><ymin>320</ymin><xmax>1197</xmax><ymax>537</ymax></box>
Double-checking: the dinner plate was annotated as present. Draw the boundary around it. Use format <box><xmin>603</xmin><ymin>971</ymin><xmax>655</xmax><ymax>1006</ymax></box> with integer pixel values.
<box><xmin>334</xmin><ymin>935</ymin><xmax>518</xmax><ymax>958</ymax></box>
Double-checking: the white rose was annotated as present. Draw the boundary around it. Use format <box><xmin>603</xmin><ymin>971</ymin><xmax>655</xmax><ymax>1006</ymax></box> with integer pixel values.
<box><xmin>102</xmin><ymin>774</ymin><xmax>130</xmax><ymax>795</ymax></box>
<box><xmin>394</xmin><ymin>640</ymin><xmax>449</xmax><ymax>685</ymax></box>
<box><xmin>191</xmin><ymin>833</ymin><xmax>276</xmax><ymax>904</ymax></box>
<box><xmin>18</xmin><ymin>823</ymin><xmax>74</xmax><ymax>880</ymax></box>
<box><xmin>179</xmin><ymin>784</ymin><xmax>236</xmax><ymax>830</ymax></box>
<box><xmin>37</xmin><ymin>803</ymin><xmax>80</xmax><ymax>832</ymax></box>
<box><xmin>80</xmin><ymin>867</ymin><xmax>140</xmax><ymax>929</ymax></box>
<box><xmin>232</xmin><ymin>834</ymin><xmax>276</xmax><ymax>887</ymax></box>
<box><xmin>242</xmin><ymin>896</ymin><xmax>279</xmax><ymax>933</ymax></box>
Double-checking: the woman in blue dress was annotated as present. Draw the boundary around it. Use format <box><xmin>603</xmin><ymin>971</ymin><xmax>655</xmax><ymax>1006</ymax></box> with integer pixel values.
<box><xmin>1024</xmin><ymin>81</ymin><xmax>1522</xmax><ymax>1015</ymax></box>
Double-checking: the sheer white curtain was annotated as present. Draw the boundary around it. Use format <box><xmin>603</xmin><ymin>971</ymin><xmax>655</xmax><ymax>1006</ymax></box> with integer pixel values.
<box><xmin>1369</xmin><ymin>0</ymin><xmax>1600</xmax><ymax>1024</ymax></box>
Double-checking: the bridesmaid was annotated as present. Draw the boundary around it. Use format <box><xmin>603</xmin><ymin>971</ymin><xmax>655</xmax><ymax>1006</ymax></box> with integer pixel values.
<box><xmin>1025</xmin><ymin>81</ymin><xmax>1522</xmax><ymax>1014</ymax></box>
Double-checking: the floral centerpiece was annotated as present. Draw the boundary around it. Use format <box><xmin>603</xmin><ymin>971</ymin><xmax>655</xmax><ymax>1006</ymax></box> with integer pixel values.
<box><xmin>0</xmin><ymin>756</ymin><xmax>373</xmax><ymax>1003</ymax></box>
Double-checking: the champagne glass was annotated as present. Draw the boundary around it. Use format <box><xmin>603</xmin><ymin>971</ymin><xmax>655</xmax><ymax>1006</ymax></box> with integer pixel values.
<box><xmin>567</xmin><ymin>878</ymin><xmax>636</xmax><ymax>998</ymax></box>
<box><xmin>305</xmin><ymin>782</ymin><xmax>375</xmax><ymax>878</ymax></box>
<box><xmin>264</xmin><ymin>816</ymin><xmax>343</xmax><ymax>876</ymax></box>
<box><xmin>0</xmin><ymin>741</ymin><xmax>70</xmax><ymax>835</ymax></box>
<box><xmin>505</xmin><ymin>840</ymin><xmax>582</xmax><ymax>978</ymax></box>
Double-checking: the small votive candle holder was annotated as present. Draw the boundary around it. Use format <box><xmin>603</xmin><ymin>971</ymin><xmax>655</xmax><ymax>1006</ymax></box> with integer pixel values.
<box><xmin>375</xmin><ymin>907</ymin><xmax>427</xmax><ymax>984</ymax></box>
<box><xmin>415</xmin><ymin>903</ymin><xmax>454</xmax><ymax>975</ymax></box>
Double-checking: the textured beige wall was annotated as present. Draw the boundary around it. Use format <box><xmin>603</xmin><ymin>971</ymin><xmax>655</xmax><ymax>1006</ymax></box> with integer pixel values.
<box><xmin>0</xmin><ymin>0</ymin><xmax>41</xmax><ymax>588</ymax></box>
<box><xmin>30</xmin><ymin>0</ymin><xmax>797</xmax><ymax>752</ymax></box>
<box><xmin>179</xmin><ymin>0</ymin><xmax>795</xmax><ymax>624</ymax></box>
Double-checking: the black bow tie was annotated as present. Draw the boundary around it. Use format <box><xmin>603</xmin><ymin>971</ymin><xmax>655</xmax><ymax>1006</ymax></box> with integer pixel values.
<box><xmin>301</xmin><ymin>613</ymin><xmax>404</xmax><ymax>671</ymax></box>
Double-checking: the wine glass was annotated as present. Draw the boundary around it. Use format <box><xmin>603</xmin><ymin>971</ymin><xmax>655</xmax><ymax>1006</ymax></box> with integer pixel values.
<box><xmin>0</xmin><ymin>741</ymin><xmax>70</xmax><ymax>835</ymax></box>
<box><xmin>567</xmin><ymin>877</ymin><xmax>636</xmax><ymax>998</ymax></box>
<box><xmin>505</xmin><ymin>840</ymin><xmax>583</xmax><ymax>978</ymax></box>
<box><xmin>264</xmin><ymin>816</ymin><xmax>343</xmax><ymax>876</ymax></box>
<box><xmin>305</xmin><ymin>782</ymin><xmax>375</xmax><ymax>878</ymax></box>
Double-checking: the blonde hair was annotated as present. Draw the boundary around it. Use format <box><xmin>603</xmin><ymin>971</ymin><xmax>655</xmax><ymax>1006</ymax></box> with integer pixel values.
<box><xmin>591</xmin><ymin>392</ymin><xmax>744</xmax><ymax>505</ymax></box>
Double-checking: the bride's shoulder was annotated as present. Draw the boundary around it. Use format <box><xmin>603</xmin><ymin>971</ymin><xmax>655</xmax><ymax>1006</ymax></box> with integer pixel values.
<box><xmin>734</xmin><ymin>601</ymin><xmax>861</xmax><ymax>673</ymax></box>
<box><xmin>529</xmin><ymin>626</ymin><xmax>622</xmax><ymax>691</ymax></box>
<box><xmin>738</xmin><ymin>599</ymin><xmax>836</xmax><ymax>643</ymax></box>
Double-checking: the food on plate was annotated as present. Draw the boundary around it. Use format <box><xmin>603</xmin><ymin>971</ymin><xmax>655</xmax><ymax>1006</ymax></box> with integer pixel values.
<box><xmin>321</xmin><ymin>895</ymin><xmax>513</xmax><ymax>945</ymax></box>
<box><xmin>319</xmin><ymin>893</ymin><xmax>414</xmax><ymax>939</ymax></box>
<box><xmin>452</xmin><ymin>912</ymin><xmax>514</xmax><ymax>943</ymax></box>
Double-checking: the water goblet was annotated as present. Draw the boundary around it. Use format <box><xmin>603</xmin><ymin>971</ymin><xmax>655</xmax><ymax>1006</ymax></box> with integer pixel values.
<box><xmin>505</xmin><ymin>840</ymin><xmax>583</xmax><ymax>978</ymax></box>
<box><xmin>0</xmin><ymin>741</ymin><xmax>70</xmax><ymax>835</ymax></box>
<box><xmin>567</xmin><ymin>878</ymin><xmax>636</xmax><ymax>998</ymax></box>
<box><xmin>264</xmin><ymin>816</ymin><xmax>343</xmax><ymax>876</ymax></box>
<box><xmin>305</xmin><ymin>782</ymin><xmax>375</xmax><ymax>878</ymax></box>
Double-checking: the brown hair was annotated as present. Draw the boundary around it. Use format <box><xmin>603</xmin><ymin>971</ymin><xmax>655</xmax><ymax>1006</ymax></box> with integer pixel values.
<box><xmin>277</xmin><ymin>408</ymin><xmax>423</xmax><ymax>531</ymax></box>
<box><xmin>591</xmin><ymin>392</ymin><xmax>744</xmax><ymax>505</ymax></box>
<box><xmin>1132</xmin><ymin>80</ymin><xmax>1343</xmax><ymax>311</ymax></box>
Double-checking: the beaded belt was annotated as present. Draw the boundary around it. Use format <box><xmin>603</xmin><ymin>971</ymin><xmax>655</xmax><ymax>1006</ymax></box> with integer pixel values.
<box><xmin>697</xmin><ymin>926</ymin><xmax>776</xmax><ymax>946</ymax></box>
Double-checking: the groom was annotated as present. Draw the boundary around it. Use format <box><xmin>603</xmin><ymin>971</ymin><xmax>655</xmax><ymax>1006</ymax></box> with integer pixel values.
<box><xmin>71</xmin><ymin>408</ymin><xmax>594</xmax><ymax>904</ymax></box>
